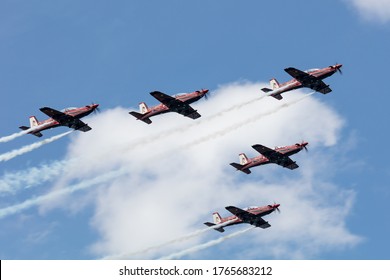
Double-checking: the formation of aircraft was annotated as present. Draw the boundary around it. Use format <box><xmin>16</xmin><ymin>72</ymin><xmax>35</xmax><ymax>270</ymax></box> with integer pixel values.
<box><xmin>129</xmin><ymin>89</ymin><xmax>209</xmax><ymax>124</ymax></box>
<box><xmin>230</xmin><ymin>142</ymin><xmax>308</xmax><ymax>174</ymax></box>
<box><xmin>261</xmin><ymin>64</ymin><xmax>342</xmax><ymax>100</ymax></box>
<box><xmin>204</xmin><ymin>203</ymin><xmax>280</xmax><ymax>232</ymax></box>
<box><xmin>19</xmin><ymin>104</ymin><xmax>99</xmax><ymax>137</ymax></box>
<box><xmin>13</xmin><ymin>63</ymin><xmax>342</xmax><ymax>236</ymax></box>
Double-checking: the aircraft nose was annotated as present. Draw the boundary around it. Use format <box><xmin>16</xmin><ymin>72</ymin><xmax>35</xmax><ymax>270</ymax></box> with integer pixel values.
<box><xmin>274</xmin><ymin>204</ymin><xmax>280</xmax><ymax>208</ymax></box>
<box><xmin>336</xmin><ymin>64</ymin><xmax>342</xmax><ymax>69</ymax></box>
<box><xmin>202</xmin><ymin>89</ymin><xmax>209</xmax><ymax>94</ymax></box>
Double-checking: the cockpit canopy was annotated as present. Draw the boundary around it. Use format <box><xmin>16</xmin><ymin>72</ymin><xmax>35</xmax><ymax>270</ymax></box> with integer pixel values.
<box><xmin>61</xmin><ymin>107</ymin><xmax>77</xmax><ymax>112</ymax></box>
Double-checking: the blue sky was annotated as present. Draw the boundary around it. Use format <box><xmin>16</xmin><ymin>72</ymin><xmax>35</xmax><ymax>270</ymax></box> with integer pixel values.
<box><xmin>0</xmin><ymin>0</ymin><xmax>389</xmax><ymax>259</ymax></box>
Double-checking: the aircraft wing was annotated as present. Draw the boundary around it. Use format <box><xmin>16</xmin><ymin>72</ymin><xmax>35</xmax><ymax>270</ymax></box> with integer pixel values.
<box><xmin>225</xmin><ymin>206</ymin><xmax>270</xmax><ymax>229</ymax></box>
<box><xmin>150</xmin><ymin>91</ymin><xmax>201</xmax><ymax>119</ymax></box>
<box><xmin>40</xmin><ymin>107</ymin><xmax>92</xmax><ymax>131</ymax></box>
<box><xmin>252</xmin><ymin>144</ymin><xmax>299</xmax><ymax>170</ymax></box>
<box><xmin>284</xmin><ymin>67</ymin><xmax>332</xmax><ymax>94</ymax></box>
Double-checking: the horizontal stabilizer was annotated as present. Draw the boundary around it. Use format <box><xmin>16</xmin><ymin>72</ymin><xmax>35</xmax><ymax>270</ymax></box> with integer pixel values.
<box><xmin>129</xmin><ymin>111</ymin><xmax>152</xmax><ymax>124</ymax></box>
<box><xmin>229</xmin><ymin>163</ymin><xmax>251</xmax><ymax>174</ymax></box>
<box><xmin>261</xmin><ymin>88</ymin><xmax>273</xmax><ymax>93</ymax></box>
<box><xmin>204</xmin><ymin>222</ymin><xmax>225</xmax><ymax>233</ymax></box>
<box><xmin>19</xmin><ymin>126</ymin><xmax>43</xmax><ymax>137</ymax></box>
<box><xmin>270</xmin><ymin>93</ymin><xmax>283</xmax><ymax>100</ymax></box>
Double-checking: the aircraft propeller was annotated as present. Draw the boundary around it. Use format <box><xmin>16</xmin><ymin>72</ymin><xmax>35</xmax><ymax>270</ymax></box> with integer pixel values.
<box><xmin>91</xmin><ymin>103</ymin><xmax>100</xmax><ymax>114</ymax></box>
<box><xmin>204</xmin><ymin>89</ymin><xmax>211</xmax><ymax>100</ymax></box>
<box><xmin>273</xmin><ymin>202</ymin><xmax>281</xmax><ymax>214</ymax></box>
<box><xmin>331</xmin><ymin>64</ymin><xmax>343</xmax><ymax>75</ymax></box>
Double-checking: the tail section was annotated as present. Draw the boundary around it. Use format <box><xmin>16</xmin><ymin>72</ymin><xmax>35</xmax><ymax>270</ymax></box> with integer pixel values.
<box><xmin>139</xmin><ymin>102</ymin><xmax>149</xmax><ymax>114</ymax></box>
<box><xmin>29</xmin><ymin>116</ymin><xmax>39</xmax><ymax>127</ymax></box>
<box><xmin>270</xmin><ymin>78</ymin><xmax>280</xmax><ymax>90</ymax></box>
<box><xmin>204</xmin><ymin>212</ymin><xmax>225</xmax><ymax>232</ymax></box>
<box><xmin>229</xmin><ymin>154</ymin><xmax>251</xmax><ymax>174</ymax></box>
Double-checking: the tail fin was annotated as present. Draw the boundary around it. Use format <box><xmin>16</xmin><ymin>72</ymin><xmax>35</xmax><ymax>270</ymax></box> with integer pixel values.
<box><xmin>270</xmin><ymin>78</ymin><xmax>280</xmax><ymax>90</ymax></box>
<box><xmin>139</xmin><ymin>102</ymin><xmax>149</xmax><ymax>114</ymax></box>
<box><xmin>29</xmin><ymin>116</ymin><xmax>39</xmax><ymax>127</ymax></box>
<box><xmin>212</xmin><ymin>212</ymin><xmax>222</xmax><ymax>224</ymax></box>
<box><xmin>239</xmin><ymin>153</ymin><xmax>249</xmax><ymax>165</ymax></box>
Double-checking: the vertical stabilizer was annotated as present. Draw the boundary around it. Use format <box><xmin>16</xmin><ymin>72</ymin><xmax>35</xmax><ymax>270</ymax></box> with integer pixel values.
<box><xmin>270</xmin><ymin>78</ymin><xmax>280</xmax><ymax>90</ymax></box>
<box><xmin>239</xmin><ymin>153</ymin><xmax>249</xmax><ymax>165</ymax></box>
<box><xmin>212</xmin><ymin>212</ymin><xmax>222</xmax><ymax>224</ymax></box>
<box><xmin>29</xmin><ymin>116</ymin><xmax>39</xmax><ymax>127</ymax></box>
<box><xmin>139</xmin><ymin>102</ymin><xmax>149</xmax><ymax>114</ymax></box>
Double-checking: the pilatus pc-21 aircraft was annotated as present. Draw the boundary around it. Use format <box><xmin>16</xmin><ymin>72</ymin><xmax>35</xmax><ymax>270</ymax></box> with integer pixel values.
<box><xmin>261</xmin><ymin>64</ymin><xmax>342</xmax><ymax>100</ymax></box>
<box><xmin>230</xmin><ymin>142</ymin><xmax>308</xmax><ymax>174</ymax></box>
<box><xmin>19</xmin><ymin>104</ymin><xmax>99</xmax><ymax>137</ymax></box>
<box><xmin>204</xmin><ymin>203</ymin><xmax>281</xmax><ymax>232</ymax></box>
<box><xmin>129</xmin><ymin>89</ymin><xmax>209</xmax><ymax>124</ymax></box>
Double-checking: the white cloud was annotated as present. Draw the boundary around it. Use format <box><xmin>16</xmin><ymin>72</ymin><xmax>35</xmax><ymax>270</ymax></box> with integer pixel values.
<box><xmin>346</xmin><ymin>0</ymin><xmax>390</xmax><ymax>22</ymax></box>
<box><xmin>34</xmin><ymin>82</ymin><xmax>360</xmax><ymax>259</ymax></box>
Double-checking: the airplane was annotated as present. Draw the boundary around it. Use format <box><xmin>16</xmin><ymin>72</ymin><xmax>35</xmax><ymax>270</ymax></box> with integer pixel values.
<box><xmin>19</xmin><ymin>103</ymin><xmax>99</xmax><ymax>137</ymax></box>
<box><xmin>261</xmin><ymin>64</ymin><xmax>342</xmax><ymax>100</ymax></box>
<box><xmin>129</xmin><ymin>89</ymin><xmax>209</xmax><ymax>124</ymax></box>
<box><xmin>204</xmin><ymin>203</ymin><xmax>281</xmax><ymax>232</ymax></box>
<box><xmin>230</xmin><ymin>142</ymin><xmax>308</xmax><ymax>174</ymax></box>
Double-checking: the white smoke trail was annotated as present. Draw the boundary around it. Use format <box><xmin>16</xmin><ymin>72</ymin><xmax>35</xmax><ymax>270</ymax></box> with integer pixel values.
<box><xmin>0</xmin><ymin>159</ymin><xmax>69</xmax><ymax>196</ymax></box>
<box><xmin>183</xmin><ymin>92</ymin><xmax>315</xmax><ymax>148</ymax></box>
<box><xmin>0</xmin><ymin>167</ymin><xmax>126</xmax><ymax>219</ymax></box>
<box><xmin>0</xmin><ymin>93</ymin><xmax>313</xmax><ymax>218</ymax></box>
<box><xmin>0</xmin><ymin>131</ymin><xmax>73</xmax><ymax>162</ymax></box>
<box><xmin>102</xmin><ymin>220</ymin><xmax>233</xmax><ymax>259</ymax></box>
<box><xmin>0</xmin><ymin>124</ymin><xmax>46</xmax><ymax>143</ymax></box>
<box><xmin>159</xmin><ymin>227</ymin><xmax>255</xmax><ymax>260</ymax></box>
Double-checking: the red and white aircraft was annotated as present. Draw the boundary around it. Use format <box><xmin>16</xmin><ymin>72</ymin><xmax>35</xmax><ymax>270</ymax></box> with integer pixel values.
<box><xmin>261</xmin><ymin>64</ymin><xmax>342</xmax><ymax>100</ymax></box>
<box><xmin>129</xmin><ymin>89</ymin><xmax>209</xmax><ymax>124</ymax></box>
<box><xmin>19</xmin><ymin>104</ymin><xmax>99</xmax><ymax>137</ymax></box>
<box><xmin>230</xmin><ymin>142</ymin><xmax>308</xmax><ymax>174</ymax></box>
<box><xmin>204</xmin><ymin>203</ymin><xmax>280</xmax><ymax>232</ymax></box>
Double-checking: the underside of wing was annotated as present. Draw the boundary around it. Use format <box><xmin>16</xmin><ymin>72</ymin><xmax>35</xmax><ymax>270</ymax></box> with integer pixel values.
<box><xmin>252</xmin><ymin>144</ymin><xmax>297</xmax><ymax>169</ymax></box>
<box><xmin>40</xmin><ymin>107</ymin><xmax>91</xmax><ymax>131</ymax></box>
<box><xmin>150</xmin><ymin>91</ymin><xmax>201</xmax><ymax>119</ymax></box>
<box><xmin>252</xmin><ymin>144</ymin><xmax>282</xmax><ymax>158</ymax></box>
<box><xmin>150</xmin><ymin>91</ymin><xmax>178</xmax><ymax>105</ymax></box>
<box><xmin>225</xmin><ymin>206</ymin><xmax>270</xmax><ymax>228</ymax></box>
<box><xmin>225</xmin><ymin>206</ymin><xmax>256</xmax><ymax>221</ymax></box>
<box><xmin>284</xmin><ymin>67</ymin><xmax>332</xmax><ymax>94</ymax></box>
<box><xmin>40</xmin><ymin>107</ymin><xmax>67</xmax><ymax>120</ymax></box>
<box><xmin>76</xmin><ymin>122</ymin><xmax>92</xmax><ymax>132</ymax></box>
